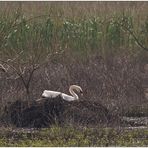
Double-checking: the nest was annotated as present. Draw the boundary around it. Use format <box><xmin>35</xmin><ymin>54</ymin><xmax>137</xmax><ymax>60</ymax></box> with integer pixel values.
<box><xmin>3</xmin><ymin>97</ymin><xmax>118</xmax><ymax>128</ymax></box>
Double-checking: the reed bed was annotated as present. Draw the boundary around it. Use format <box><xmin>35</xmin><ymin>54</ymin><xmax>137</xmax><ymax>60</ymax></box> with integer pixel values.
<box><xmin>0</xmin><ymin>2</ymin><xmax>148</xmax><ymax>59</ymax></box>
<box><xmin>0</xmin><ymin>1</ymin><xmax>148</xmax><ymax>118</ymax></box>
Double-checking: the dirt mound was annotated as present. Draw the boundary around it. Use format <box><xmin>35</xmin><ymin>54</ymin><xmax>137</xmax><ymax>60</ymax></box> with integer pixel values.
<box><xmin>3</xmin><ymin>97</ymin><xmax>118</xmax><ymax>128</ymax></box>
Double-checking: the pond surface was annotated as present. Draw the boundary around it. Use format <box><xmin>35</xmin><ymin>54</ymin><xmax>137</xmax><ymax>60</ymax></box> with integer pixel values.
<box><xmin>8</xmin><ymin>116</ymin><xmax>147</xmax><ymax>134</ymax></box>
<box><xmin>122</xmin><ymin>116</ymin><xmax>148</xmax><ymax>127</ymax></box>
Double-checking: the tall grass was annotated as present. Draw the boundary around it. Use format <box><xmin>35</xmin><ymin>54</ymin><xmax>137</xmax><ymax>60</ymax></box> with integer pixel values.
<box><xmin>0</xmin><ymin>2</ymin><xmax>148</xmax><ymax>115</ymax></box>
<box><xmin>0</xmin><ymin>9</ymin><xmax>148</xmax><ymax>60</ymax></box>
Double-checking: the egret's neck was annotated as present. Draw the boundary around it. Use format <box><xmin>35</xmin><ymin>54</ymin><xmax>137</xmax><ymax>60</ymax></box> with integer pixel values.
<box><xmin>69</xmin><ymin>86</ymin><xmax>79</xmax><ymax>100</ymax></box>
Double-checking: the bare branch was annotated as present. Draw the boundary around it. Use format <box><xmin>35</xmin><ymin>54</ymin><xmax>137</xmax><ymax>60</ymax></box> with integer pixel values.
<box><xmin>0</xmin><ymin>59</ymin><xmax>27</xmax><ymax>88</ymax></box>
<box><xmin>118</xmin><ymin>22</ymin><xmax>148</xmax><ymax>52</ymax></box>
<box><xmin>0</xmin><ymin>64</ymin><xmax>7</xmax><ymax>73</ymax></box>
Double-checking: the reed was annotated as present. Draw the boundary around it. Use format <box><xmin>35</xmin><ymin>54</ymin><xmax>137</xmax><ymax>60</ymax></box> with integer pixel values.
<box><xmin>0</xmin><ymin>1</ymin><xmax>147</xmax><ymax>117</ymax></box>
<box><xmin>0</xmin><ymin>2</ymin><xmax>148</xmax><ymax>61</ymax></box>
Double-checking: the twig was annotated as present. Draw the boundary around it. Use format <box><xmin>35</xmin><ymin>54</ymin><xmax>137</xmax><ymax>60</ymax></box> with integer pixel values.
<box><xmin>117</xmin><ymin>21</ymin><xmax>148</xmax><ymax>52</ymax></box>
<box><xmin>0</xmin><ymin>64</ymin><xmax>7</xmax><ymax>72</ymax></box>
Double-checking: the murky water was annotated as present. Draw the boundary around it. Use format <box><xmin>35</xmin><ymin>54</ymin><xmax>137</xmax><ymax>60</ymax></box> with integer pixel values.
<box><xmin>122</xmin><ymin>116</ymin><xmax>148</xmax><ymax>127</ymax></box>
<box><xmin>2</xmin><ymin>116</ymin><xmax>147</xmax><ymax>134</ymax></box>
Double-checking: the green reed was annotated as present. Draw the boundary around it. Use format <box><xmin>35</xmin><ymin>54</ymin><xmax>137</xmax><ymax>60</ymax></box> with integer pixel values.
<box><xmin>0</xmin><ymin>11</ymin><xmax>148</xmax><ymax>61</ymax></box>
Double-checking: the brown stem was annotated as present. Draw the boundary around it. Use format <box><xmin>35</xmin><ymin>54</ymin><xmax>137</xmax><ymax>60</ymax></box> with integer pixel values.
<box><xmin>118</xmin><ymin>22</ymin><xmax>148</xmax><ymax>52</ymax></box>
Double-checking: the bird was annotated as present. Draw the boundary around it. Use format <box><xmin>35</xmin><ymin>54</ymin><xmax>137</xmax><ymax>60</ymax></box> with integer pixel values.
<box><xmin>36</xmin><ymin>85</ymin><xmax>83</xmax><ymax>102</ymax></box>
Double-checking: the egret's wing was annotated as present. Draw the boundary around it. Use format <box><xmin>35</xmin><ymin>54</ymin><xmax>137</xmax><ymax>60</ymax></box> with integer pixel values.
<box><xmin>42</xmin><ymin>90</ymin><xmax>61</xmax><ymax>98</ymax></box>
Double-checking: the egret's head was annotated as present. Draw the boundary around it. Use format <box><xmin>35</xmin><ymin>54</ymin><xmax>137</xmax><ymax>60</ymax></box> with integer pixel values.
<box><xmin>70</xmin><ymin>85</ymin><xmax>83</xmax><ymax>96</ymax></box>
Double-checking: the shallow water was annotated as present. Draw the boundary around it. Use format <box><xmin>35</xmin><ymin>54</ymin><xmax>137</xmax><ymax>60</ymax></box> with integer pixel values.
<box><xmin>122</xmin><ymin>116</ymin><xmax>148</xmax><ymax>127</ymax></box>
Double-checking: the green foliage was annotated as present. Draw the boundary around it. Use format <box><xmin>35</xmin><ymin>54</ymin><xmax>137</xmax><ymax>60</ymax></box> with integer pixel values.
<box><xmin>107</xmin><ymin>19</ymin><xmax>121</xmax><ymax>47</ymax></box>
<box><xmin>41</xmin><ymin>17</ymin><xmax>54</xmax><ymax>48</ymax></box>
<box><xmin>1</xmin><ymin>12</ymin><xmax>148</xmax><ymax>61</ymax></box>
<box><xmin>0</xmin><ymin>126</ymin><xmax>147</xmax><ymax>146</ymax></box>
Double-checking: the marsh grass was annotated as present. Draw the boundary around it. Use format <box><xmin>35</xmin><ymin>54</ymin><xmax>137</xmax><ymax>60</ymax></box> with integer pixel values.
<box><xmin>0</xmin><ymin>2</ymin><xmax>148</xmax><ymax>127</ymax></box>
<box><xmin>0</xmin><ymin>126</ymin><xmax>147</xmax><ymax>146</ymax></box>
<box><xmin>0</xmin><ymin>2</ymin><xmax>148</xmax><ymax>60</ymax></box>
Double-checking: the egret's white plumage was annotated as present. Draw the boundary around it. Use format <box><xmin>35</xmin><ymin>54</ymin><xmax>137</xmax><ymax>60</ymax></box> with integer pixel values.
<box><xmin>61</xmin><ymin>93</ymin><xmax>78</xmax><ymax>101</ymax></box>
<box><xmin>36</xmin><ymin>85</ymin><xmax>83</xmax><ymax>102</ymax></box>
<box><xmin>42</xmin><ymin>90</ymin><xmax>61</xmax><ymax>98</ymax></box>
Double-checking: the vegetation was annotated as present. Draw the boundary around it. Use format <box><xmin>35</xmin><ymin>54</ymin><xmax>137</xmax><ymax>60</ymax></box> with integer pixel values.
<box><xmin>0</xmin><ymin>2</ymin><xmax>147</xmax><ymax>113</ymax></box>
<box><xmin>0</xmin><ymin>2</ymin><xmax>148</xmax><ymax>146</ymax></box>
<box><xmin>0</xmin><ymin>126</ymin><xmax>147</xmax><ymax>146</ymax></box>
<box><xmin>1</xmin><ymin>5</ymin><xmax>148</xmax><ymax>58</ymax></box>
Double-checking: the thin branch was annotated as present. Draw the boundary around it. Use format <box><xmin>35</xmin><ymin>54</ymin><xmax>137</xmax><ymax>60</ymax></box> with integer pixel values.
<box><xmin>0</xmin><ymin>64</ymin><xmax>7</xmax><ymax>72</ymax></box>
<box><xmin>25</xmin><ymin>65</ymin><xmax>40</xmax><ymax>89</ymax></box>
<box><xmin>0</xmin><ymin>59</ymin><xmax>27</xmax><ymax>88</ymax></box>
<box><xmin>12</xmin><ymin>14</ymin><xmax>50</xmax><ymax>28</ymax></box>
<box><xmin>118</xmin><ymin>22</ymin><xmax>148</xmax><ymax>52</ymax></box>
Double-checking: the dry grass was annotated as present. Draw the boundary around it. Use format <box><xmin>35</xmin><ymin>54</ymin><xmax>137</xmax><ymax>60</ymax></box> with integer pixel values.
<box><xmin>1</xmin><ymin>1</ymin><xmax>148</xmax><ymax>20</ymax></box>
<box><xmin>0</xmin><ymin>1</ymin><xmax>148</xmax><ymax>126</ymax></box>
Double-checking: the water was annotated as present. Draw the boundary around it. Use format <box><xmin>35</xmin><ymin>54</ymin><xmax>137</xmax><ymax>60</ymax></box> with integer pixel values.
<box><xmin>122</xmin><ymin>116</ymin><xmax>148</xmax><ymax>127</ymax></box>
